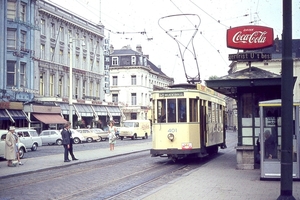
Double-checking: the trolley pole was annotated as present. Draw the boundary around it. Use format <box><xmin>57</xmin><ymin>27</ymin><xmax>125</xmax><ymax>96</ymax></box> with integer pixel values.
<box><xmin>277</xmin><ymin>1</ymin><xmax>295</xmax><ymax>199</ymax></box>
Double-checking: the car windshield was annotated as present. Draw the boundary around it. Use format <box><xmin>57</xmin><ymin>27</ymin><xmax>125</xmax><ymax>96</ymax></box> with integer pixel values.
<box><xmin>123</xmin><ymin>122</ymin><xmax>139</xmax><ymax>127</ymax></box>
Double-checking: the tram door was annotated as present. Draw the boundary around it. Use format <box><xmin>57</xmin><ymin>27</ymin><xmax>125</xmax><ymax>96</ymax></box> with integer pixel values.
<box><xmin>259</xmin><ymin>100</ymin><xmax>300</xmax><ymax>179</ymax></box>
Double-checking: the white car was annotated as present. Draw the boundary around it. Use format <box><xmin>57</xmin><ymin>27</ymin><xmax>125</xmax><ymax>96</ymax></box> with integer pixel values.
<box><xmin>0</xmin><ymin>130</ymin><xmax>27</xmax><ymax>159</ymax></box>
<box><xmin>59</xmin><ymin>129</ymin><xmax>85</xmax><ymax>144</ymax></box>
<box><xmin>15</xmin><ymin>128</ymin><xmax>42</xmax><ymax>151</ymax></box>
<box><xmin>39</xmin><ymin>130</ymin><xmax>63</xmax><ymax>145</ymax></box>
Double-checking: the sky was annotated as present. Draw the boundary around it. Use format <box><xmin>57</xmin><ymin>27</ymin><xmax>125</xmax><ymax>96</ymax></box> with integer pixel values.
<box><xmin>49</xmin><ymin>0</ymin><xmax>300</xmax><ymax>84</ymax></box>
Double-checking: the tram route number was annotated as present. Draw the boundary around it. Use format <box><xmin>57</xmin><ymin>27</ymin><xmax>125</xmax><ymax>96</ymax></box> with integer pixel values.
<box><xmin>168</xmin><ymin>128</ymin><xmax>177</xmax><ymax>133</ymax></box>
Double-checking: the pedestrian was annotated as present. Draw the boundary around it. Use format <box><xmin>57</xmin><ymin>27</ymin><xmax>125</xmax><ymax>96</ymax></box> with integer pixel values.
<box><xmin>5</xmin><ymin>126</ymin><xmax>17</xmax><ymax>167</ymax></box>
<box><xmin>264</xmin><ymin>130</ymin><xmax>276</xmax><ymax>159</ymax></box>
<box><xmin>12</xmin><ymin>130</ymin><xmax>23</xmax><ymax>165</ymax></box>
<box><xmin>108</xmin><ymin>120</ymin><xmax>117</xmax><ymax>151</ymax></box>
<box><xmin>61</xmin><ymin>122</ymin><xmax>78</xmax><ymax>162</ymax></box>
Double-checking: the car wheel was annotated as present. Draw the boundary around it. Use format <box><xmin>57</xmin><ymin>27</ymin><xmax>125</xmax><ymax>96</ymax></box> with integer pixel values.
<box><xmin>31</xmin><ymin>143</ymin><xmax>37</xmax><ymax>151</ymax></box>
<box><xmin>87</xmin><ymin>138</ymin><xmax>93</xmax><ymax>143</ymax></box>
<box><xmin>145</xmin><ymin>133</ymin><xmax>148</xmax><ymax>139</ymax></box>
<box><xmin>56</xmin><ymin>139</ymin><xmax>62</xmax><ymax>145</ymax></box>
<box><xmin>73</xmin><ymin>138</ymin><xmax>80</xmax><ymax>144</ymax></box>
<box><xmin>19</xmin><ymin>147</ymin><xmax>25</xmax><ymax>159</ymax></box>
<box><xmin>99</xmin><ymin>136</ymin><xmax>103</xmax><ymax>141</ymax></box>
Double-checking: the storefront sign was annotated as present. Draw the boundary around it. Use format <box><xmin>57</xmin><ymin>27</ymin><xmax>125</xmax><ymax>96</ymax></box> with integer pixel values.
<box><xmin>227</xmin><ymin>25</ymin><xmax>274</xmax><ymax>50</ymax></box>
<box><xmin>229</xmin><ymin>52</ymin><xmax>272</xmax><ymax>61</ymax></box>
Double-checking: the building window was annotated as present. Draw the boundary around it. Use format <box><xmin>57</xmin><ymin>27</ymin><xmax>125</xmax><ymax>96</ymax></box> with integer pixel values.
<box><xmin>75</xmin><ymin>79</ymin><xmax>79</xmax><ymax>99</ymax></box>
<box><xmin>7</xmin><ymin>0</ymin><xmax>16</xmax><ymax>20</ymax></box>
<box><xmin>112</xmin><ymin>57</ymin><xmax>118</xmax><ymax>66</ymax></box>
<box><xmin>90</xmin><ymin>38</ymin><xmax>94</xmax><ymax>52</ymax></box>
<box><xmin>7</xmin><ymin>61</ymin><xmax>16</xmax><ymax>86</ymax></box>
<box><xmin>112</xmin><ymin>94</ymin><xmax>118</xmax><ymax>103</ymax></box>
<box><xmin>20</xmin><ymin>31</ymin><xmax>26</xmax><ymax>50</ymax></box>
<box><xmin>112</xmin><ymin>76</ymin><xmax>118</xmax><ymax>86</ymax></box>
<box><xmin>131</xmin><ymin>75</ymin><xmax>136</xmax><ymax>85</ymax></box>
<box><xmin>41</xmin><ymin>19</ymin><xmax>45</xmax><ymax>35</ymax></box>
<box><xmin>20</xmin><ymin>63</ymin><xmax>26</xmax><ymax>87</ymax></box>
<box><xmin>131</xmin><ymin>56</ymin><xmax>136</xmax><ymax>65</ymax></box>
<box><xmin>39</xmin><ymin>73</ymin><xmax>45</xmax><ymax>96</ymax></box>
<box><xmin>76</xmin><ymin>33</ymin><xmax>80</xmax><ymax>46</ymax></box>
<box><xmin>131</xmin><ymin>93</ymin><xmax>137</xmax><ymax>105</ymax></box>
<box><xmin>90</xmin><ymin>59</ymin><xmax>93</xmax><ymax>71</ymax></box>
<box><xmin>49</xmin><ymin>74</ymin><xmax>54</xmax><ymax>96</ymax></box>
<box><xmin>83</xmin><ymin>80</ymin><xmax>86</xmax><ymax>97</ymax></box>
<box><xmin>89</xmin><ymin>81</ymin><xmax>93</xmax><ymax>96</ymax></box>
<box><xmin>96</xmin><ymin>83</ymin><xmax>99</xmax><ymax>97</ymax></box>
<box><xmin>7</xmin><ymin>29</ymin><xmax>16</xmax><ymax>49</ymax></box>
<box><xmin>75</xmin><ymin>55</ymin><xmax>79</xmax><ymax>68</ymax></box>
<box><xmin>50</xmin><ymin>23</ymin><xmax>55</xmax><ymax>38</ymax></box>
<box><xmin>20</xmin><ymin>2</ymin><xmax>26</xmax><ymax>22</ymax></box>
<box><xmin>131</xmin><ymin>113</ymin><xmax>137</xmax><ymax>120</ymax></box>
<box><xmin>59</xmin><ymin>50</ymin><xmax>64</xmax><ymax>64</ymax></box>
<box><xmin>50</xmin><ymin>47</ymin><xmax>55</xmax><ymax>61</ymax></box>
<box><xmin>58</xmin><ymin>76</ymin><xmax>63</xmax><ymax>97</ymax></box>
<box><xmin>59</xmin><ymin>27</ymin><xmax>64</xmax><ymax>42</ymax></box>
<box><xmin>40</xmin><ymin>44</ymin><xmax>45</xmax><ymax>60</ymax></box>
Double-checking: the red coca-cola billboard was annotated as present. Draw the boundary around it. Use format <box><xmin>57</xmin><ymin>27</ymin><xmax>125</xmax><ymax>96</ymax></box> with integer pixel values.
<box><xmin>227</xmin><ymin>25</ymin><xmax>274</xmax><ymax>50</ymax></box>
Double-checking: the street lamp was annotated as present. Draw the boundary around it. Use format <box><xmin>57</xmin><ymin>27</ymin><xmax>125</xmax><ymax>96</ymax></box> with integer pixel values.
<box><xmin>69</xmin><ymin>38</ymin><xmax>85</xmax><ymax>127</ymax></box>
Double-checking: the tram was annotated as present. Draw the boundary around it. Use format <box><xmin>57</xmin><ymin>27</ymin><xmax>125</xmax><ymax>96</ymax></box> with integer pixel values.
<box><xmin>150</xmin><ymin>83</ymin><xmax>227</xmax><ymax>161</ymax></box>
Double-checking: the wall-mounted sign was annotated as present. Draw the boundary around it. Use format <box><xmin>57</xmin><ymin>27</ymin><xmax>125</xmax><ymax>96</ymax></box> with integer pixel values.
<box><xmin>229</xmin><ymin>52</ymin><xmax>272</xmax><ymax>61</ymax></box>
<box><xmin>227</xmin><ymin>25</ymin><xmax>274</xmax><ymax>50</ymax></box>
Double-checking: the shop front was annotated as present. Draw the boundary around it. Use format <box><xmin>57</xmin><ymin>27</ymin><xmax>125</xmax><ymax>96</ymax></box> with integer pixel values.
<box><xmin>24</xmin><ymin>104</ymin><xmax>67</xmax><ymax>133</ymax></box>
<box><xmin>0</xmin><ymin>102</ymin><xmax>29</xmax><ymax>129</ymax></box>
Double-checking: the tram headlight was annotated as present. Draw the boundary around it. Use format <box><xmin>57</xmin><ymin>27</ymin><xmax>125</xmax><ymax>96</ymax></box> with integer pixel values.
<box><xmin>167</xmin><ymin>133</ymin><xmax>174</xmax><ymax>142</ymax></box>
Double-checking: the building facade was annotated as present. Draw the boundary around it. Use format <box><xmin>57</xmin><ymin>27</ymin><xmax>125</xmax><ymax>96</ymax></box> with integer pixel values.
<box><xmin>106</xmin><ymin>45</ymin><xmax>174</xmax><ymax>121</ymax></box>
<box><xmin>0</xmin><ymin>0</ymin><xmax>121</xmax><ymax>131</ymax></box>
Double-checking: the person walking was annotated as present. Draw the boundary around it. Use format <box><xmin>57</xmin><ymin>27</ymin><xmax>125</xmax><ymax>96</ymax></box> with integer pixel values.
<box><xmin>61</xmin><ymin>122</ymin><xmax>78</xmax><ymax>162</ymax></box>
<box><xmin>5</xmin><ymin>126</ymin><xmax>17</xmax><ymax>167</ymax></box>
<box><xmin>108</xmin><ymin>120</ymin><xmax>117</xmax><ymax>151</ymax></box>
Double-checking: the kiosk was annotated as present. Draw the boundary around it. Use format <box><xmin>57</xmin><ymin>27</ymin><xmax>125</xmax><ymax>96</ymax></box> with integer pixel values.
<box><xmin>259</xmin><ymin>99</ymin><xmax>300</xmax><ymax>179</ymax></box>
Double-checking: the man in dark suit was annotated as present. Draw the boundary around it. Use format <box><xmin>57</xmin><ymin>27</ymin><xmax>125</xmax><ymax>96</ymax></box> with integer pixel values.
<box><xmin>61</xmin><ymin>122</ymin><xmax>78</xmax><ymax>162</ymax></box>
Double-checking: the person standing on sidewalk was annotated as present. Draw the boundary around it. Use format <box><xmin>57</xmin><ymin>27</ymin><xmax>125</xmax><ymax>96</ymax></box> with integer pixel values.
<box><xmin>61</xmin><ymin>122</ymin><xmax>78</xmax><ymax>162</ymax></box>
<box><xmin>5</xmin><ymin>126</ymin><xmax>17</xmax><ymax>167</ymax></box>
<box><xmin>12</xmin><ymin>130</ymin><xmax>23</xmax><ymax>165</ymax></box>
<box><xmin>108</xmin><ymin>120</ymin><xmax>117</xmax><ymax>151</ymax></box>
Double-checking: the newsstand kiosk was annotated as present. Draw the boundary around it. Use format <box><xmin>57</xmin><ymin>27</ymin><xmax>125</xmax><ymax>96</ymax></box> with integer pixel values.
<box><xmin>259</xmin><ymin>99</ymin><xmax>300</xmax><ymax>179</ymax></box>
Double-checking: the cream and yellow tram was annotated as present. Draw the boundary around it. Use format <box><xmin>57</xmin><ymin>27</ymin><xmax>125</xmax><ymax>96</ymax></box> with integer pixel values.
<box><xmin>150</xmin><ymin>83</ymin><xmax>226</xmax><ymax>160</ymax></box>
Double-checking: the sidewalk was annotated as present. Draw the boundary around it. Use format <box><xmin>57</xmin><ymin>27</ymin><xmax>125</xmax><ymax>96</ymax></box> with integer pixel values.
<box><xmin>1</xmin><ymin>138</ymin><xmax>300</xmax><ymax>200</ymax></box>
<box><xmin>0</xmin><ymin>141</ymin><xmax>152</xmax><ymax>179</ymax></box>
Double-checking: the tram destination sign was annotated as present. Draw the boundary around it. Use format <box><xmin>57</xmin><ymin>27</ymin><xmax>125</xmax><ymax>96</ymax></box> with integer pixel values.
<box><xmin>159</xmin><ymin>92</ymin><xmax>184</xmax><ymax>97</ymax></box>
<box><xmin>229</xmin><ymin>52</ymin><xmax>272</xmax><ymax>61</ymax></box>
<box><xmin>227</xmin><ymin>25</ymin><xmax>274</xmax><ymax>50</ymax></box>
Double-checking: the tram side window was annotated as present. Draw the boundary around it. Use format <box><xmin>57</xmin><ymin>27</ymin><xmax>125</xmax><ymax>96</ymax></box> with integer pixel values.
<box><xmin>207</xmin><ymin>102</ymin><xmax>212</xmax><ymax>123</ymax></box>
<box><xmin>167</xmin><ymin>99</ymin><xmax>176</xmax><ymax>122</ymax></box>
<box><xmin>189</xmin><ymin>98</ymin><xmax>198</xmax><ymax>122</ymax></box>
<box><xmin>157</xmin><ymin>99</ymin><xmax>166</xmax><ymax>123</ymax></box>
<box><xmin>178</xmin><ymin>98</ymin><xmax>186</xmax><ymax>122</ymax></box>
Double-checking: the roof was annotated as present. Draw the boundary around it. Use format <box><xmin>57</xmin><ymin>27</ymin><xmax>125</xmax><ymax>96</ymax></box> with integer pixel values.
<box><xmin>110</xmin><ymin>47</ymin><xmax>170</xmax><ymax>77</ymax></box>
<box><xmin>205</xmin><ymin>67</ymin><xmax>284</xmax><ymax>99</ymax></box>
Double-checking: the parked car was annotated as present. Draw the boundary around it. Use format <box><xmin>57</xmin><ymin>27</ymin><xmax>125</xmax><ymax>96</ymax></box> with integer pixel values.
<box><xmin>15</xmin><ymin>128</ymin><xmax>42</xmax><ymax>151</ymax></box>
<box><xmin>39</xmin><ymin>130</ymin><xmax>63</xmax><ymax>145</ymax></box>
<box><xmin>0</xmin><ymin>130</ymin><xmax>27</xmax><ymax>159</ymax></box>
<box><xmin>76</xmin><ymin>129</ymin><xmax>100</xmax><ymax>143</ymax></box>
<box><xmin>91</xmin><ymin>128</ymin><xmax>109</xmax><ymax>141</ymax></box>
<box><xmin>59</xmin><ymin>129</ymin><xmax>85</xmax><ymax>144</ymax></box>
<box><xmin>119</xmin><ymin>120</ymin><xmax>150</xmax><ymax>140</ymax></box>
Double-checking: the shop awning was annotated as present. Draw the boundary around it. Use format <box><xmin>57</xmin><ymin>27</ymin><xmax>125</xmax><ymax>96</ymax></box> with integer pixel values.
<box><xmin>74</xmin><ymin>104</ymin><xmax>94</xmax><ymax>117</ymax></box>
<box><xmin>0</xmin><ymin>109</ymin><xmax>10</xmax><ymax>120</ymax></box>
<box><xmin>93</xmin><ymin>105</ymin><xmax>108</xmax><ymax>116</ymax></box>
<box><xmin>57</xmin><ymin>103</ymin><xmax>74</xmax><ymax>115</ymax></box>
<box><xmin>7</xmin><ymin>110</ymin><xmax>29</xmax><ymax>120</ymax></box>
<box><xmin>33</xmin><ymin>114</ymin><xmax>67</xmax><ymax>124</ymax></box>
<box><xmin>106</xmin><ymin>106</ymin><xmax>121</xmax><ymax>116</ymax></box>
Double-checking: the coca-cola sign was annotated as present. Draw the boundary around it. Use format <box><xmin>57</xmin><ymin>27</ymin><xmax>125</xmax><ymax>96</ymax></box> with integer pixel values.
<box><xmin>227</xmin><ymin>25</ymin><xmax>274</xmax><ymax>50</ymax></box>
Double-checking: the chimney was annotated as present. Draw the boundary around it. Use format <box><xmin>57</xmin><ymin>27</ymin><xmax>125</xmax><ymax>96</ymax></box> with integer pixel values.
<box><xmin>136</xmin><ymin>44</ymin><xmax>143</xmax><ymax>54</ymax></box>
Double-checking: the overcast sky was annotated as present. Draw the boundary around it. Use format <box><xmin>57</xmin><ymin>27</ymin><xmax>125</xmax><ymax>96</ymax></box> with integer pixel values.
<box><xmin>49</xmin><ymin>0</ymin><xmax>300</xmax><ymax>84</ymax></box>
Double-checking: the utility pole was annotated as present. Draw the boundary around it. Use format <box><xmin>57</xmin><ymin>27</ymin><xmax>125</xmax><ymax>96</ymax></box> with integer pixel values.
<box><xmin>277</xmin><ymin>1</ymin><xmax>295</xmax><ymax>199</ymax></box>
